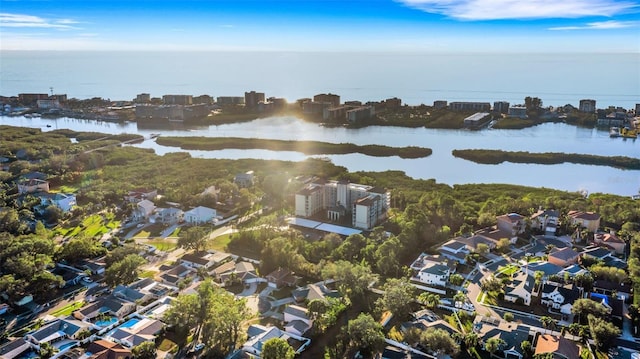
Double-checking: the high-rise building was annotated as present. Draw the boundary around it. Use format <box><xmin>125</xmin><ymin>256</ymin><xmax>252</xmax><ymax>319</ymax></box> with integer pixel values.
<box><xmin>244</xmin><ymin>91</ymin><xmax>265</xmax><ymax>108</ymax></box>
<box><xmin>579</xmin><ymin>99</ymin><xmax>596</xmax><ymax>113</ymax></box>
<box><xmin>313</xmin><ymin>93</ymin><xmax>340</xmax><ymax>107</ymax></box>
<box><xmin>163</xmin><ymin>95</ymin><xmax>193</xmax><ymax>105</ymax></box>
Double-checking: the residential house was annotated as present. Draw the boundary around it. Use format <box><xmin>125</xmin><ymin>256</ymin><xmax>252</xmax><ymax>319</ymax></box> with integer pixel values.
<box><xmin>266</xmin><ymin>268</ymin><xmax>298</xmax><ymax>288</ymax></box>
<box><xmin>283</xmin><ymin>305</ymin><xmax>312</xmax><ymax>336</ymax></box>
<box><xmin>50</xmin><ymin>264</ymin><xmax>85</xmax><ymax>288</ymax></box>
<box><xmin>568</xmin><ymin>211</ymin><xmax>601</xmax><ymax>232</ymax></box>
<box><xmin>112</xmin><ymin>282</ymin><xmax>154</xmax><ymax>305</ymax></box>
<box><xmin>124</xmin><ymin>189</ymin><xmax>157</xmax><ymax>203</ymax></box>
<box><xmin>581</xmin><ymin>246</ymin><xmax>615</xmax><ymax>261</ymax></box>
<box><xmin>410</xmin><ymin>253</ymin><xmax>455</xmax><ymax>272</ymax></box>
<box><xmin>154</xmin><ymin>207</ymin><xmax>184</xmax><ymax>225</ymax></box>
<box><xmin>25</xmin><ymin>318</ymin><xmax>92</xmax><ymax>347</ymax></box>
<box><xmin>223</xmin><ymin>261</ymin><xmax>258</xmax><ymax>285</ymax></box>
<box><xmin>547</xmin><ymin>247</ymin><xmax>580</xmax><ymax>267</ymax></box>
<box><xmin>39</xmin><ymin>192</ymin><xmax>76</xmax><ymax>212</ymax></box>
<box><xmin>132</xmin><ymin>199</ymin><xmax>155</xmax><ymax>221</ymax></box>
<box><xmin>158</xmin><ymin>264</ymin><xmax>194</xmax><ymax>286</ymax></box>
<box><xmin>183</xmin><ymin>206</ymin><xmax>217</xmax><ymax>225</ymax></box>
<box><xmin>504</xmin><ymin>270</ymin><xmax>535</xmax><ymax>306</ymax></box>
<box><xmin>234</xmin><ymin>171</ymin><xmax>255</xmax><ymax>188</ymax></box>
<box><xmin>531</xmin><ymin>208</ymin><xmax>559</xmax><ymax>234</ymax></box>
<box><xmin>77</xmin><ymin>257</ymin><xmax>107</xmax><ymax>275</ymax></box>
<box><xmin>540</xmin><ymin>283</ymin><xmax>580</xmax><ymax>315</ymax></box>
<box><xmin>180</xmin><ymin>252</ymin><xmax>219</xmax><ymax>270</ymax></box>
<box><xmin>73</xmin><ymin>296</ymin><xmax>136</xmax><ymax>321</ymax></box>
<box><xmin>558</xmin><ymin>264</ymin><xmax>588</xmax><ymax>279</ymax></box>
<box><xmin>456</xmin><ymin>233</ymin><xmax>497</xmax><ymax>252</ymax></box>
<box><xmin>594</xmin><ymin>231</ymin><xmax>626</xmax><ymax>255</ymax></box>
<box><xmin>534</xmin><ymin>334</ymin><xmax>580</xmax><ymax>359</ymax></box>
<box><xmin>496</xmin><ymin>213</ymin><xmax>526</xmax><ymax>238</ymax></box>
<box><xmin>524</xmin><ymin>262</ymin><xmax>564</xmax><ymax>279</ymax></box>
<box><xmin>84</xmin><ymin>339</ymin><xmax>132</xmax><ymax>359</ymax></box>
<box><xmin>438</xmin><ymin>240</ymin><xmax>471</xmax><ymax>263</ymax></box>
<box><xmin>105</xmin><ymin>317</ymin><xmax>164</xmax><ymax>348</ymax></box>
<box><xmin>17</xmin><ymin>178</ymin><xmax>49</xmax><ymax>194</ymax></box>
<box><xmin>292</xmin><ymin>283</ymin><xmax>340</xmax><ymax>304</ymax></box>
<box><xmin>242</xmin><ymin>324</ymin><xmax>311</xmax><ymax>357</ymax></box>
<box><xmin>416</xmin><ymin>262</ymin><xmax>450</xmax><ymax>287</ymax></box>
<box><xmin>475</xmin><ymin>318</ymin><xmax>530</xmax><ymax>359</ymax></box>
<box><xmin>0</xmin><ymin>338</ymin><xmax>31</xmax><ymax>359</ymax></box>
<box><xmin>212</xmin><ymin>261</ymin><xmax>236</xmax><ymax>282</ymax></box>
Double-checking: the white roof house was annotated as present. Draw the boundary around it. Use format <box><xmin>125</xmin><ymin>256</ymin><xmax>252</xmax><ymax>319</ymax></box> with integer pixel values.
<box><xmin>184</xmin><ymin>206</ymin><xmax>217</xmax><ymax>225</ymax></box>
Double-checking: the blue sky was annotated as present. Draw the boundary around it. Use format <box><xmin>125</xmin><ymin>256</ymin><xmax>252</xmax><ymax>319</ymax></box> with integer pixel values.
<box><xmin>1</xmin><ymin>0</ymin><xmax>639</xmax><ymax>52</ymax></box>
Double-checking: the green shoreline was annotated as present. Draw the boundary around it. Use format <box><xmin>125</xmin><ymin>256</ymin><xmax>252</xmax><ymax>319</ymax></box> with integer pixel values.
<box><xmin>156</xmin><ymin>136</ymin><xmax>432</xmax><ymax>159</ymax></box>
<box><xmin>452</xmin><ymin>149</ymin><xmax>640</xmax><ymax>170</ymax></box>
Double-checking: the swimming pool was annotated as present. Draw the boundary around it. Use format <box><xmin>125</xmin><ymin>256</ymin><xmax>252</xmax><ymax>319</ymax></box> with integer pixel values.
<box><xmin>95</xmin><ymin>316</ymin><xmax>118</xmax><ymax>327</ymax></box>
<box><xmin>120</xmin><ymin>318</ymin><xmax>140</xmax><ymax>328</ymax></box>
<box><xmin>56</xmin><ymin>342</ymin><xmax>77</xmax><ymax>351</ymax></box>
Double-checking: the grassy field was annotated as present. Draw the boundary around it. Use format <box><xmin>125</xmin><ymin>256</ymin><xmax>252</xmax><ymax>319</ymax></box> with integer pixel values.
<box><xmin>56</xmin><ymin>213</ymin><xmax>119</xmax><ymax>238</ymax></box>
<box><xmin>51</xmin><ymin>300</ymin><xmax>85</xmax><ymax>317</ymax></box>
<box><xmin>144</xmin><ymin>239</ymin><xmax>177</xmax><ymax>252</ymax></box>
<box><xmin>208</xmin><ymin>233</ymin><xmax>232</xmax><ymax>251</ymax></box>
<box><xmin>139</xmin><ymin>270</ymin><xmax>158</xmax><ymax>279</ymax></box>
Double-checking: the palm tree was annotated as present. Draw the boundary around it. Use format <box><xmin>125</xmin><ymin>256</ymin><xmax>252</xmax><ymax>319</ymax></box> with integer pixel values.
<box><xmin>418</xmin><ymin>293</ymin><xmax>441</xmax><ymax>309</ymax></box>
<box><xmin>484</xmin><ymin>337</ymin><xmax>505</xmax><ymax>355</ymax></box>
<box><xmin>38</xmin><ymin>342</ymin><xmax>58</xmax><ymax>359</ymax></box>
<box><xmin>464</xmin><ymin>332</ymin><xmax>479</xmax><ymax>349</ymax></box>
<box><xmin>540</xmin><ymin>316</ymin><xmax>556</xmax><ymax>334</ymax></box>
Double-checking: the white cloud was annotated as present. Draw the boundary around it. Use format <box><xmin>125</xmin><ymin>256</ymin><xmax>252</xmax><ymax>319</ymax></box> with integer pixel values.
<box><xmin>549</xmin><ymin>20</ymin><xmax>639</xmax><ymax>30</ymax></box>
<box><xmin>397</xmin><ymin>0</ymin><xmax>638</xmax><ymax>20</ymax></box>
<box><xmin>0</xmin><ymin>13</ymin><xmax>79</xmax><ymax>29</ymax></box>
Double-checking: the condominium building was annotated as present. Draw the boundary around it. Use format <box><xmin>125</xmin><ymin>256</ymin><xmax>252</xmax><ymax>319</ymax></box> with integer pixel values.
<box><xmin>295</xmin><ymin>180</ymin><xmax>390</xmax><ymax>230</ymax></box>
<box><xmin>449</xmin><ymin>102</ymin><xmax>491</xmax><ymax>112</ymax></box>
<box><xmin>579</xmin><ymin>99</ymin><xmax>596</xmax><ymax>113</ymax></box>
<box><xmin>163</xmin><ymin>95</ymin><xmax>193</xmax><ymax>106</ymax></box>
<box><xmin>245</xmin><ymin>91</ymin><xmax>265</xmax><ymax>108</ymax></box>
<box><xmin>313</xmin><ymin>93</ymin><xmax>340</xmax><ymax>107</ymax></box>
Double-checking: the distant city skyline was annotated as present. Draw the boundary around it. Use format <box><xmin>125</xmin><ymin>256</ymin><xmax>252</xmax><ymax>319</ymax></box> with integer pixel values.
<box><xmin>1</xmin><ymin>0</ymin><xmax>639</xmax><ymax>52</ymax></box>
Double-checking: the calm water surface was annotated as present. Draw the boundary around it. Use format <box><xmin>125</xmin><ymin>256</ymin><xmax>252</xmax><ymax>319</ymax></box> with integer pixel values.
<box><xmin>1</xmin><ymin>115</ymin><xmax>638</xmax><ymax>196</ymax></box>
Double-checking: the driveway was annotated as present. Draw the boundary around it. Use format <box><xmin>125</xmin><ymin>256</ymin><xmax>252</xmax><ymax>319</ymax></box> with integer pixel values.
<box><xmin>238</xmin><ymin>282</ymin><xmax>258</xmax><ymax>297</ymax></box>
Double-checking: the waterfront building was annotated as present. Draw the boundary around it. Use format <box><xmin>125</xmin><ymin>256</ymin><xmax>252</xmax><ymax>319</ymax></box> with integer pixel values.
<box><xmin>433</xmin><ymin>100</ymin><xmax>447</xmax><ymax>109</ymax></box>
<box><xmin>346</xmin><ymin>106</ymin><xmax>375</xmax><ymax>124</ymax></box>
<box><xmin>216</xmin><ymin>96</ymin><xmax>245</xmax><ymax>105</ymax></box>
<box><xmin>295</xmin><ymin>180</ymin><xmax>389</xmax><ymax>230</ymax></box>
<box><xmin>313</xmin><ymin>93</ymin><xmax>340</xmax><ymax>107</ymax></box>
<box><xmin>508</xmin><ymin>106</ymin><xmax>528</xmax><ymax>119</ymax></box>
<box><xmin>302</xmin><ymin>101</ymin><xmax>332</xmax><ymax>116</ymax></box>
<box><xmin>449</xmin><ymin>102</ymin><xmax>491</xmax><ymax>112</ymax></box>
<box><xmin>18</xmin><ymin>93</ymin><xmax>49</xmax><ymax>104</ymax></box>
<box><xmin>635</xmin><ymin>103</ymin><xmax>640</xmax><ymax>115</ymax></box>
<box><xmin>383</xmin><ymin>97</ymin><xmax>402</xmax><ymax>109</ymax></box>
<box><xmin>163</xmin><ymin>94</ymin><xmax>193</xmax><ymax>105</ymax></box>
<box><xmin>193</xmin><ymin>94</ymin><xmax>214</xmax><ymax>105</ymax></box>
<box><xmin>493</xmin><ymin>101</ymin><xmax>510</xmax><ymax>114</ymax></box>
<box><xmin>36</xmin><ymin>99</ymin><xmax>60</xmax><ymax>109</ymax></box>
<box><xmin>579</xmin><ymin>99</ymin><xmax>596</xmax><ymax>113</ymax></box>
<box><xmin>136</xmin><ymin>93</ymin><xmax>151</xmax><ymax>103</ymax></box>
<box><xmin>463</xmin><ymin>112</ymin><xmax>491</xmax><ymax>128</ymax></box>
<box><xmin>244</xmin><ymin>91</ymin><xmax>265</xmax><ymax>108</ymax></box>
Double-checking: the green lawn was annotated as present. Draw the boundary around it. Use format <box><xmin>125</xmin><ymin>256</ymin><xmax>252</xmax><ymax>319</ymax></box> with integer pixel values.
<box><xmin>51</xmin><ymin>300</ymin><xmax>85</xmax><ymax>317</ymax></box>
<box><xmin>55</xmin><ymin>213</ymin><xmax>120</xmax><ymax>239</ymax></box>
<box><xmin>497</xmin><ymin>264</ymin><xmax>519</xmax><ymax>276</ymax></box>
<box><xmin>208</xmin><ymin>233</ymin><xmax>232</xmax><ymax>251</ymax></box>
<box><xmin>144</xmin><ymin>240</ymin><xmax>177</xmax><ymax>252</ymax></box>
<box><xmin>140</xmin><ymin>270</ymin><xmax>158</xmax><ymax>279</ymax></box>
<box><xmin>134</xmin><ymin>230</ymin><xmax>151</xmax><ymax>238</ymax></box>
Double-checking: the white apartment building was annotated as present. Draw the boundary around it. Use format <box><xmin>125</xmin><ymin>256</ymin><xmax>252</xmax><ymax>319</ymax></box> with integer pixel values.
<box><xmin>295</xmin><ymin>180</ymin><xmax>390</xmax><ymax>230</ymax></box>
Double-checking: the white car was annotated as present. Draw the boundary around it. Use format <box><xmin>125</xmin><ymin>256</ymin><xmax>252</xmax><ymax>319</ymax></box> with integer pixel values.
<box><xmin>193</xmin><ymin>343</ymin><xmax>205</xmax><ymax>351</ymax></box>
<box><xmin>82</xmin><ymin>277</ymin><xmax>93</xmax><ymax>283</ymax></box>
<box><xmin>136</xmin><ymin>223</ymin><xmax>145</xmax><ymax>228</ymax></box>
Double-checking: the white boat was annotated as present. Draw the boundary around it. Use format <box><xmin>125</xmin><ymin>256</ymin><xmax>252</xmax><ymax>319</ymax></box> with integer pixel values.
<box><xmin>610</xmin><ymin>127</ymin><xmax>620</xmax><ymax>137</ymax></box>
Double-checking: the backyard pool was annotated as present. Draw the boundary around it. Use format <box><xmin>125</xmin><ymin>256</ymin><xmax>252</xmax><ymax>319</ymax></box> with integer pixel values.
<box><xmin>56</xmin><ymin>341</ymin><xmax>77</xmax><ymax>351</ymax></box>
<box><xmin>95</xmin><ymin>316</ymin><xmax>118</xmax><ymax>327</ymax></box>
<box><xmin>120</xmin><ymin>318</ymin><xmax>140</xmax><ymax>328</ymax></box>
